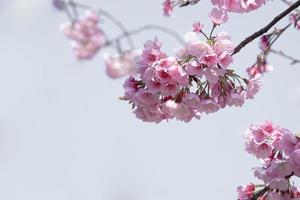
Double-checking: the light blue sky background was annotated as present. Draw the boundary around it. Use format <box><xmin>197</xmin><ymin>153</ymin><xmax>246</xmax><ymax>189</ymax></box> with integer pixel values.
<box><xmin>0</xmin><ymin>0</ymin><xmax>300</xmax><ymax>200</ymax></box>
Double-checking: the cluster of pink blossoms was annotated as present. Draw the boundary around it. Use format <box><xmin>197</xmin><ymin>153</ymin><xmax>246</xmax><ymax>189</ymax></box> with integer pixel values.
<box><xmin>122</xmin><ymin>32</ymin><xmax>261</xmax><ymax>123</ymax></box>
<box><xmin>163</xmin><ymin>0</ymin><xmax>268</xmax><ymax>17</ymax></box>
<box><xmin>211</xmin><ymin>0</ymin><xmax>268</xmax><ymax>13</ymax></box>
<box><xmin>61</xmin><ymin>11</ymin><xmax>106</xmax><ymax>59</ymax></box>
<box><xmin>238</xmin><ymin>121</ymin><xmax>300</xmax><ymax>200</ymax></box>
<box><xmin>104</xmin><ymin>51</ymin><xmax>138</xmax><ymax>79</ymax></box>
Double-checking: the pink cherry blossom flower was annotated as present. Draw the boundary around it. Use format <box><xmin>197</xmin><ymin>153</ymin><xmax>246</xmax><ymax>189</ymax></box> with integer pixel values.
<box><xmin>278</xmin><ymin>130</ymin><xmax>299</xmax><ymax>156</ymax></box>
<box><xmin>123</xmin><ymin>76</ymin><xmax>139</xmax><ymax>99</ymax></box>
<box><xmin>105</xmin><ymin>51</ymin><xmax>138</xmax><ymax>79</ymax></box>
<box><xmin>203</xmin><ymin>53</ymin><xmax>218</xmax><ymax>67</ymax></box>
<box><xmin>199</xmin><ymin>99</ymin><xmax>221</xmax><ymax>114</ymax></box>
<box><xmin>259</xmin><ymin>35</ymin><xmax>271</xmax><ymax>51</ymax></box>
<box><xmin>226</xmin><ymin>91</ymin><xmax>246</xmax><ymax>107</ymax></box>
<box><xmin>247</xmin><ymin>61</ymin><xmax>273</xmax><ymax>79</ymax></box>
<box><xmin>209</xmin><ymin>8</ymin><xmax>229</xmax><ymax>25</ymax></box>
<box><xmin>246</xmin><ymin>79</ymin><xmax>262</xmax><ymax>99</ymax></box>
<box><xmin>244</xmin><ymin>121</ymin><xmax>284</xmax><ymax>160</ymax></box>
<box><xmin>188</xmin><ymin>41</ymin><xmax>212</xmax><ymax>58</ymax></box>
<box><xmin>192</xmin><ymin>21</ymin><xmax>204</xmax><ymax>33</ymax></box>
<box><xmin>186</xmin><ymin>61</ymin><xmax>203</xmax><ymax>76</ymax></box>
<box><xmin>173</xmin><ymin>103</ymin><xmax>201</xmax><ymax>122</ymax></box>
<box><xmin>162</xmin><ymin>0</ymin><xmax>174</xmax><ymax>16</ymax></box>
<box><xmin>237</xmin><ymin>184</ymin><xmax>255</xmax><ymax>200</ymax></box>
<box><xmin>203</xmin><ymin>68</ymin><xmax>225</xmax><ymax>84</ymax></box>
<box><xmin>211</xmin><ymin>0</ymin><xmax>267</xmax><ymax>13</ymax></box>
<box><xmin>134</xmin><ymin>106</ymin><xmax>164</xmax><ymax>124</ymax></box>
<box><xmin>218</xmin><ymin>52</ymin><xmax>233</xmax><ymax>68</ymax></box>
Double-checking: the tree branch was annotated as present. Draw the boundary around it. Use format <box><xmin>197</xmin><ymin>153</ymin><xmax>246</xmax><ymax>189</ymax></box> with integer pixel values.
<box><xmin>104</xmin><ymin>24</ymin><xmax>185</xmax><ymax>47</ymax></box>
<box><xmin>232</xmin><ymin>0</ymin><xmax>300</xmax><ymax>55</ymax></box>
<box><xmin>270</xmin><ymin>49</ymin><xmax>300</xmax><ymax>65</ymax></box>
<box><xmin>281</xmin><ymin>0</ymin><xmax>300</xmax><ymax>14</ymax></box>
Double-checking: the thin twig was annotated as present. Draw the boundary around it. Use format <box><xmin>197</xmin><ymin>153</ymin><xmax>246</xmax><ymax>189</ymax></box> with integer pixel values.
<box><xmin>69</xmin><ymin>0</ymin><xmax>79</xmax><ymax>19</ymax></box>
<box><xmin>268</xmin><ymin>24</ymin><xmax>291</xmax><ymax>48</ymax></box>
<box><xmin>232</xmin><ymin>0</ymin><xmax>300</xmax><ymax>55</ymax></box>
<box><xmin>270</xmin><ymin>49</ymin><xmax>300</xmax><ymax>65</ymax></box>
<box><xmin>252</xmin><ymin>23</ymin><xmax>292</xmax><ymax>68</ymax></box>
<box><xmin>63</xmin><ymin>2</ymin><xmax>74</xmax><ymax>22</ymax></box>
<box><xmin>60</xmin><ymin>1</ymin><xmax>184</xmax><ymax>50</ymax></box>
<box><xmin>96</xmin><ymin>8</ymin><xmax>135</xmax><ymax>49</ymax></box>
<box><xmin>105</xmin><ymin>24</ymin><xmax>185</xmax><ymax>46</ymax></box>
<box><xmin>209</xmin><ymin>23</ymin><xmax>217</xmax><ymax>39</ymax></box>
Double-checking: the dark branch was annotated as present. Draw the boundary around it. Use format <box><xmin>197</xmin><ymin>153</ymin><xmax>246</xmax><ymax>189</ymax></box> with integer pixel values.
<box><xmin>281</xmin><ymin>0</ymin><xmax>300</xmax><ymax>14</ymax></box>
<box><xmin>178</xmin><ymin>0</ymin><xmax>201</xmax><ymax>7</ymax></box>
<box><xmin>232</xmin><ymin>0</ymin><xmax>300</xmax><ymax>55</ymax></box>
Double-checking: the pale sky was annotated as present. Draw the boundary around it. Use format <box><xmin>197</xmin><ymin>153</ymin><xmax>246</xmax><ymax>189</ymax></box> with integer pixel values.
<box><xmin>0</xmin><ymin>0</ymin><xmax>300</xmax><ymax>200</ymax></box>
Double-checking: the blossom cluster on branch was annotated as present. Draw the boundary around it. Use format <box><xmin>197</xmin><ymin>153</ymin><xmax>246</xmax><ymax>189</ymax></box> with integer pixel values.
<box><xmin>121</xmin><ymin>30</ymin><xmax>261</xmax><ymax>123</ymax></box>
<box><xmin>238</xmin><ymin>121</ymin><xmax>300</xmax><ymax>200</ymax></box>
<box><xmin>61</xmin><ymin>11</ymin><xmax>105</xmax><ymax>59</ymax></box>
<box><xmin>163</xmin><ymin>0</ymin><xmax>269</xmax><ymax>18</ymax></box>
<box><xmin>53</xmin><ymin>0</ymin><xmax>300</xmax><ymax>123</ymax></box>
<box><xmin>120</xmin><ymin>0</ymin><xmax>300</xmax><ymax>123</ymax></box>
<box><xmin>55</xmin><ymin>0</ymin><xmax>139</xmax><ymax>79</ymax></box>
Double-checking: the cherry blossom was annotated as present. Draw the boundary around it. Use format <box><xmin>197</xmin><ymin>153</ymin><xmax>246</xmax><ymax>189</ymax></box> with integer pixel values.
<box><xmin>239</xmin><ymin>121</ymin><xmax>300</xmax><ymax>200</ymax></box>
<box><xmin>61</xmin><ymin>11</ymin><xmax>106</xmax><ymax>59</ymax></box>
<box><xmin>192</xmin><ymin>22</ymin><xmax>204</xmax><ymax>33</ymax></box>
<box><xmin>209</xmin><ymin>7</ymin><xmax>229</xmax><ymax>24</ymax></box>
<box><xmin>104</xmin><ymin>51</ymin><xmax>138</xmax><ymax>79</ymax></box>
<box><xmin>246</xmin><ymin>58</ymin><xmax>273</xmax><ymax>79</ymax></box>
<box><xmin>237</xmin><ymin>184</ymin><xmax>256</xmax><ymax>200</ymax></box>
<box><xmin>211</xmin><ymin>0</ymin><xmax>267</xmax><ymax>13</ymax></box>
<box><xmin>259</xmin><ymin>35</ymin><xmax>271</xmax><ymax>51</ymax></box>
<box><xmin>163</xmin><ymin>0</ymin><xmax>174</xmax><ymax>16</ymax></box>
